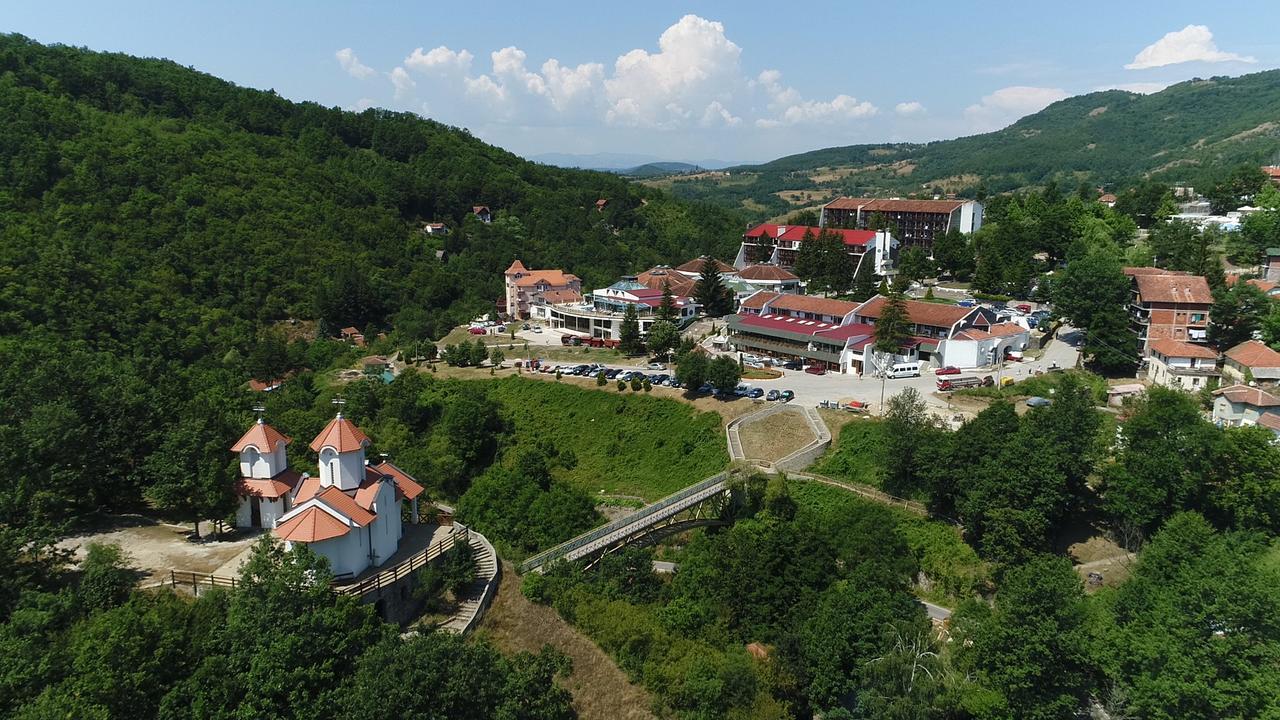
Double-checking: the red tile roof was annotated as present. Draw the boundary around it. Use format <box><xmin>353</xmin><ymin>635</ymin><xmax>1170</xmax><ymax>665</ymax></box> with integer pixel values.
<box><xmin>314</xmin><ymin>486</ymin><xmax>376</xmax><ymax>525</ymax></box>
<box><xmin>539</xmin><ymin>289</ymin><xmax>584</xmax><ymax>304</ymax></box>
<box><xmin>674</xmin><ymin>257</ymin><xmax>736</xmax><ymax>274</ymax></box>
<box><xmin>743</xmin><ymin>223</ymin><xmax>875</xmax><ymax>247</ymax></box>
<box><xmin>230</xmin><ymin>420</ymin><xmax>292</xmax><ymax>453</ymax></box>
<box><xmin>987</xmin><ymin>322</ymin><xmax>1029</xmax><ymax>338</ymax></box>
<box><xmin>1123</xmin><ymin>266</ymin><xmax>1188</xmax><ymax>277</ymax></box>
<box><xmin>739</xmin><ymin>291</ymin><xmax>780</xmax><ymax>311</ymax></box>
<box><xmin>293</xmin><ymin>475</ymin><xmax>322</xmax><ymax>504</ymax></box>
<box><xmin>1213</xmin><ymin>384</ymin><xmax>1280</xmax><ymax>407</ymax></box>
<box><xmin>736</xmin><ymin>312</ymin><xmax>842</xmax><ymax>335</ymax></box>
<box><xmin>1224</xmin><ymin>340</ymin><xmax>1280</xmax><ymax>368</ymax></box>
<box><xmin>856</xmin><ymin>296</ymin><xmax>975</xmax><ymax>329</ymax></box>
<box><xmin>275</xmin><ymin>507</ymin><xmax>351</xmax><ymax>543</ymax></box>
<box><xmin>954</xmin><ymin>328</ymin><xmax>994</xmax><ymax>341</ymax></box>
<box><xmin>1098</xmin><ymin>193</ymin><xmax>1117</xmax><ymax>203</ymax></box>
<box><xmin>505</xmin><ymin>259</ymin><xmax>527</xmax><ymax>274</ymax></box>
<box><xmin>635</xmin><ymin>267</ymin><xmax>697</xmax><ymax>297</ymax></box>
<box><xmin>236</xmin><ymin>468</ymin><xmax>304</xmax><ymax>499</ymax></box>
<box><xmin>738</xmin><ymin>264</ymin><xmax>799</xmax><ymax>282</ymax></box>
<box><xmin>824</xmin><ymin>197</ymin><xmax>967</xmax><ymax>213</ymax></box>
<box><xmin>512</xmin><ymin>269</ymin><xmax>580</xmax><ymax>288</ymax></box>
<box><xmin>371</xmin><ymin>461</ymin><xmax>426</xmax><ymax>501</ymax></box>
<box><xmin>765</xmin><ymin>293</ymin><xmax>860</xmax><ymax>318</ymax></box>
<box><xmin>1258</xmin><ymin>413</ymin><xmax>1280</xmax><ymax>431</ymax></box>
<box><xmin>1132</xmin><ymin>274</ymin><xmax>1213</xmax><ymax>305</ymax></box>
<box><xmin>310</xmin><ymin>415</ymin><xmax>370</xmax><ymax>453</ymax></box>
<box><xmin>1149</xmin><ymin>338</ymin><xmax>1218</xmax><ymax>360</ymax></box>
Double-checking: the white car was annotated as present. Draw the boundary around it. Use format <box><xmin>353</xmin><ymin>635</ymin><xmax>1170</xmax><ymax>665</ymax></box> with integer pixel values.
<box><xmin>647</xmin><ymin>362</ymin><xmax>665</xmax><ymax>371</ymax></box>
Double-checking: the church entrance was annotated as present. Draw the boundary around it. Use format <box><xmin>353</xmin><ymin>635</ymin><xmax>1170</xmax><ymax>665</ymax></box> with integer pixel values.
<box><xmin>250</xmin><ymin>497</ymin><xmax>261</xmax><ymax>527</ymax></box>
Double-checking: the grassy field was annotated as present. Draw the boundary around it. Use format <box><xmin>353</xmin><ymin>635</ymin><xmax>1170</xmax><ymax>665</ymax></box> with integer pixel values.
<box><xmin>812</xmin><ymin>419</ymin><xmax>888</xmax><ymax>488</ymax></box>
<box><xmin>955</xmin><ymin>369</ymin><xmax>1109</xmax><ymax>403</ymax></box>
<box><xmin>484</xmin><ymin>377</ymin><xmax>729</xmax><ymax>500</ymax></box>
<box><xmin>790</xmin><ymin>482</ymin><xmax>990</xmax><ymax>604</ymax></box>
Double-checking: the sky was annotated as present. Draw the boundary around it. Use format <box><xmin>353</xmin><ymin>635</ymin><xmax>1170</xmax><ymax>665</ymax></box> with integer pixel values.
<box><xmin>6</xmin><ymin>1</ymin><xmax>1278</xmax><ymax>164</ymax></box>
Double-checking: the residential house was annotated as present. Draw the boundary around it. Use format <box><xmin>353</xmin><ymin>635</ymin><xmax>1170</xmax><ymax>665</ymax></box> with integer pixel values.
<box><xmin>1098</xmin><ymin>193</ymin><xmax>1117</xmax><ymax>207</ymax></box>
<box><xmin>737</xmin><ymin>264</ymin><xmax>803</xmax><ymax>294</ymax></box>
<box><xmin>1226</xmin><ymin>274</ymin><xmax>1280</xmax><ymax>298</ymax></box>
<box><xmin>1125</xmin><ymin>268</ymin><xmax>1212</xmax><ymax>354</ymax></box>
<box><xmin>1222</xmin><ymin>340</ymin><xmax>1280</xmax><ymax>384</ymax></box>
<box><xmin>1264</xmin><ymin>166</ymin><xmax>1280</xmax><ymax>187</ymax></box>
<box><xmin>421</xmin><ymin>222</ymin><xmax>449</xmax><ymax>236</ymax></box>
<box><xmin>1265</xmin><ymin>248</ymin><xmax>1280</xmax><ymax>283</ymax></box>
<box><xmin>736</xmin><ymin>223</ymin><xmax>896</xmax><ymax>276</ymax></box>
<box><xmin>819</xmin><ymin>197</ymin><xmax>983</xmax><ymax>250</ymax></box>
<box><xmin>1212</xmin><ymin>385</ymin><xmax>1280</xmax><ymax>430</ymax></box>
<box><xmin>1146</xmin><ymin>339</ymin><xmax>1220</xmax><ymax>390</ymax></box>
<box><xmin>472</xmin><ymin>205</ymin><xmax>492</xmax><ymax>223</ymax></box>
<box><xmin>339</xmin><ymin>326</ymin><xmax>366</xmax><ymax>347</ymax></box>
<box><xmin>503</xmin><ymin>260</ymin><xmax>582</xmax><ymax>320</ymax></box>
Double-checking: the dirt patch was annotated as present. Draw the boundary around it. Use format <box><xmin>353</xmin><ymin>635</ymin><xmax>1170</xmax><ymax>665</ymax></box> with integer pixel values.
<box><xmin>738</xmin><ymin>410</ymin><xmax>818</xmax><ymax>462</ymax></box>
<box><xmin>1088</xmin><ymin>106</ymin><xmax>1108</xmax><ymax>117</ymax></box>
<box><xmin>478</xmin><ymin>561</ymin><xmax>657</xmax><ymax>720</ymax></box>
<box><xmin>1216</xmin><ymin>121</ymin><xmax>1278</xmax><ymax>145</ymax></box>
<box><xmin>773</xmin><ymin>189</ymin><xmax>833</xmax><ymax>205</ymax></box>
<box><xmin>57</xmin><ymin>516</ymin><xmax>263</xmax><ymax>583</ymax></box>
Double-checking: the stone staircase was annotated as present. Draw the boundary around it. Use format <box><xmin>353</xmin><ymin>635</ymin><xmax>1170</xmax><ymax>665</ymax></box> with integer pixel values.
<box><xmin>439</xmin><ymin>525</ymin><xmax>500</xmax><ymax>635</ymax></box>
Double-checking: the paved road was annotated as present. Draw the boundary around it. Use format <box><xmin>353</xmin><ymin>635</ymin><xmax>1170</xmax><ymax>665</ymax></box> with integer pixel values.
<box><xmin>921</xmin><ymin>600</ymin><xmax>953</xmax><ymax>621</ymax></box>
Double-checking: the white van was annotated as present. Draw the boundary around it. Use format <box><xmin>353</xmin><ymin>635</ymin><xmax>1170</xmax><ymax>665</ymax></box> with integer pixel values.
<box><xmin>887</xmin><ymin>362</ymin><xmax>921</xmax><ymax>379</ymax></box>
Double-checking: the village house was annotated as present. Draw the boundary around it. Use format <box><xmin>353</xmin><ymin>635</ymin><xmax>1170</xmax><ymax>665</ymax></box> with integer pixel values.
<box><xmin>503</xmin><ymin>260</ymin><xmax>583</xmax><ymax>320</ymax></box>
<box><xmin>1212</xmin><ymin>385</ymin><xmax>1280</xmax><ymax>435</ymax></box>
<box><xmin>1145</xmin><ymin>338</ymin><xmax>1220</xmax><ymax>390</ymax></box>
<box><xmin>472</xmin><ymin>205</ymin><xmax>492</xmax><ymax>223</ymax></box>
<box><xmin>1222</xmin><ymin>340</ymin><xmax>1280</xmax><ymax>384</ymax></box>
<box><xmin>1125</xmin><ymin>268</ymin><xmax>1212</xmax><ymax>354</ymax></box>
<box><xmin>231</xmin><ymin>412</ymin><xmax>426</xmax><ymax>579</ymax></box>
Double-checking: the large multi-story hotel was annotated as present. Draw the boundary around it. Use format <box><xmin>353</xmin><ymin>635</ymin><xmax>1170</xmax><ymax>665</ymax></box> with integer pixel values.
<box><xmin>819</xmin><ymin>197</ymin><xmax>983</xmax><ymax>250</ymax></box>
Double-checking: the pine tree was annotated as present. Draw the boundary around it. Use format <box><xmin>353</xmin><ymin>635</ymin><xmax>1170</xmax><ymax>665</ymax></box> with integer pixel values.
<box><xmin>874</xmin><ymin>294</ymin><xmax>912</xmax><ymax>358</ymax></box>
<box><xmin>694</xmin><ymin>259</ymin><xmax>733</xmax><ymax>317</ymax></box>
<box><xmin>657</xmin><ymin>281</ymin><xmax>677</xmax><ymax>322</ymax></box>
<box><xmin>619</xmin><ymin>303</ymin><xmax>643</xmax><ymax>355</ymax></box>
<box><xmin>850</xmin><ymin>255</ymin><xmax>878</xmax><ymax>302</ymax></box>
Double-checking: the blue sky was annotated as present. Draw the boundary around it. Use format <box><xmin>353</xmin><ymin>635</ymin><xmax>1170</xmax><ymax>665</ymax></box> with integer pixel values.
<box><xmin>6</xmin><ymin>1</ymin><xmax>1277</xmax><ymax>162</ymax></box>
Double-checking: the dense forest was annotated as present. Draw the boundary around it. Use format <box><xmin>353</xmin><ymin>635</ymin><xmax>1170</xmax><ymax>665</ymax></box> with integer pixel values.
<box><xmin>0</xmin><ymin>33</ymin><xmax>745</xmax><ymax>555</ymax></box>
<box><xmin>661</xmin><ymin>70</ymin><xmax>1280</xmax><ymax>214</ymax></box>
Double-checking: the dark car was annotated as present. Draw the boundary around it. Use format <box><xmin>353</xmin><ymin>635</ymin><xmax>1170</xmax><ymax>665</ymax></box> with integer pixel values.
<box><xmin>935</xmin><ymin>365</ymin><xmax>961</xmax><ymax>376</ymax></box>
<box><xmin>605</xmin><ymin>368</ymin><xmax>621</xmax><ymax>379</ymax></box>
<box><xmin>780</xmin><ymin>390</ymin><xmax>795</xmax><ymax>402</ymax></box>
<box><xmin>747</xmin><ymin>388</ymin><xmax>765</xmax><ymax>399</ymax></box>
<box><xmin>766</xmin><ymin>389</ymin><xmax>781</xmax><ymax>401</ymax></box>
<box><xmin>782</xmin><ymin>359</ymin><xmax>802</xmax><ymax>370</ymax></box>
<box><xmin>698</xmin><ymin>383</ymin><xmax>715</xmax><ymax>395</ymax></box>
<box><xmin>805</xmin><ymin>364</ymin><xmax>827</xmax><ymax>375</ymax></box>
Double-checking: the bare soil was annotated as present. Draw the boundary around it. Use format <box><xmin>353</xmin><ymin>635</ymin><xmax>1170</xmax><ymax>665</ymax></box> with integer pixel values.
<box><xmin>478</xmin><ymin>561</ymin><xmax>657</xmax><ymax>720</ymax></box>
<box><xmin>56</xmin><ymin>516</ymin><xmax>263</xmax><ymax>582</ymax></box>
<box><xmin>738</xmin><ymin>410</ymin><xmax>817</xmax><ymax>462</ymax></box>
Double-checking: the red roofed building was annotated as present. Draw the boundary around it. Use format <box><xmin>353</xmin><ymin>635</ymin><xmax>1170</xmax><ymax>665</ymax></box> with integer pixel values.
<box><xmin>504</xmin><ymin>259</ymin><xmax>583</xmax><ymax>319</ymax></box>
<box><xmin>820</xmin><ymin>197</ymin><xmax>983</xmax><ymax>250</ymax></box>
<box><xmin>1147</xmin><ymin>338</ymin><xmax>1220</xmax><ymax>390</ymax></box>
<box><xmin>1128</xmin><ymin>270</ymin><xmax>1213</xmax><ymax>354</ymax></box>
<box><xmin>1212</xmin><ymin>384</ymin><xmax>1280</xmax><ymax>429</ymax></box>
<box><xmin>737</xmin><ymin>264</ymin><xmax>803</xmax><ymax>293</ymax></box>
<box><xmin>231</xmin><ymin>411</ymin><xmax>428</xmax><ymax>578</ymax></box>
<box><xmin>1264</xmin><ymin>166</ymin><xmax>1280</xmax><ymax>187</ymax></box>
<box><xmin>1223</xmin><ymin>340</ymin><xmax>1280</xmax><ymax>383</ymax></box>
<box><xmin>736</xmin><ymin>223</ymin><xmax>895</xmax><ymax>278</ymax></box>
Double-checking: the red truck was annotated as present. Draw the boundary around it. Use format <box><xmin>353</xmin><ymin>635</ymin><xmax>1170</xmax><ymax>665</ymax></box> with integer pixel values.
<box><xmin>936</xmin><ymin>376</ymin><xmax>995</xmax><ymax>391</ymax></box>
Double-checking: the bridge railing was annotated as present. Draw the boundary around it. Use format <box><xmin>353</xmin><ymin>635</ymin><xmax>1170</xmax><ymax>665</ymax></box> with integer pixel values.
<box><xmin>520</xmin><ymin>471</ymin><xmax>729</xmax><ymax>573</ymax></box>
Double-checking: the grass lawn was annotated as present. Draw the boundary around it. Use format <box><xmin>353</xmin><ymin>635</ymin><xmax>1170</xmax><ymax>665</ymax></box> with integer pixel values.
<box><xmin>741</xmin><ymin>367</ymin><xmax>783</xmax><ymax>380</ymax></box>
<box><xmin>812</xmin><ymin>419</ymin><xmax>888</xmax><ymax>489</ymax></box>
<box><xmin>790</xmin><ymin>482</ymin><xmax>990</xmax><ymax>604</ymax></box>
<box><xmin>483</xmin><ymin>377</ymin><xmax>729</xmax><ymax>501</ymax></box>
<box><xmin>955</xmin><ymin>369</ymin><xmax>1109</xmax><ymax>403</ymax></box>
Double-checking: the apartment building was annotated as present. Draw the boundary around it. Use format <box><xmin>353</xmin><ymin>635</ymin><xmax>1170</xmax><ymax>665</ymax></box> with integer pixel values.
<box><xmin>1124</xmin><ymin>268</ymin><xmax>1212</xmax><ymax>355</ymax></box>
<box><xmin>819</xmin><ymin>197</ymin><xmax>983</xmax><ymax>250</ymax></box>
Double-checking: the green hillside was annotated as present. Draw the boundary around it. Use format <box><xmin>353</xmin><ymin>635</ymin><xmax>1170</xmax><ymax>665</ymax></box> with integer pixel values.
<box><xmin>0</xmin><ymin>34</ymin><xmax>742</xmax><ymax>529</ymax></box>
<box><xmin>658</xmin><ymin>70</ymin><xmax>1280</xmax><ymax>215</ymax></box>
<box><xmin>619</xmin><ymin>161</ymin><xmax>702</xmax><ymax>177</ymax></box>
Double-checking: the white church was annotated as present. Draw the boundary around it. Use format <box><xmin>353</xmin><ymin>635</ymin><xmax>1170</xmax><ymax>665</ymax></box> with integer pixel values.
<box><xmin>232</xmin><ymin>411</ymin><xmax>425</xmax><ymax>578</ymax></box>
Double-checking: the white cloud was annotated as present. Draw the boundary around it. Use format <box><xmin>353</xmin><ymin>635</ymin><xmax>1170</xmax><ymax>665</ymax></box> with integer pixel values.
<box><xmin>603</xmin><ymin>14</ymin><xmax>744</xmax><ymax>128</ymax></box>
<box><xmin>388</xmin><ymin>66</ymin><xmax>415</xmax><ymax>100</ymax></box>
<box><xmin>895</xmin><ymin>101</ymin><xmax>925</xmax><ymax>116</ymax></box>
<box><xmin>352</xmin><ymin>98</ymin><xmax>376</xmax><ymax>111</ymax></box>
<box><xmin>335</xmin><ymin>48</ymin><xmax>375</xmax><ymax>79</ymax></box>
<box><xmin>404</xmin><ymin>46</ymin><xmax>474</xmax><ymax>75</ymax></box>
<box><xmin>964</xmin><ymin>86</ymin><xmax>1068</xmax><ymax>131</ymax></box>
<box><xmin>1094</xmin><ymin>82</ymin><xmax>1169</xmax><ymax>95</ymax></box>
<box><xmin>701</xmin><ymin>100</ymin><xmax>742</xmax><ymax>128</ymax></box>
<box><xmin>753</xmin><ymin>68</ymin><xmax>877</xmax><ymax>127</ymax></box>
<box><xmin>1126</xmin><ymin>25</ymin><xmax>1255</xmax><ymax>70</ymax></box>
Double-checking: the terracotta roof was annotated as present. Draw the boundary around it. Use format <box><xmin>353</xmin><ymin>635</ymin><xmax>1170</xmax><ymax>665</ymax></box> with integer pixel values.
<box><xmin>512</xmin><ymin>269</ymin><xmax>579</xmax><ymax>288</ymax></box>
<box><xmin>1224</xmin><ymin>340</ymin><xmax>1280</xmax><ymax>369</ymax></box>
<box><xmin>1149</xmin><ymin>338</ymin><xmax>1218</xmax><ymax>360</ymax></box>
<box><xmin>778</xmin><ymin>225</ymin><xmax>876</xmax><ymax>247</ymax></box>
<box><xmin>738</xmin><ymin>264</ymin><xmax>799</xmax><ymax>282</ymax></box>
<box><xmin>1132</xmin><ymin>274</ymin><xmax>1213</xmax><ymax>305</ymax></box>
<box><xmin>987</xmin><ymin>322</ymin><xmax>1029</xmax><ymax>338</ymax></box>
<box><xmin>371</xmin><ymin>461</ymin><xmax>426</xmax><ymax>501</ymax></box>
<box><xmin>293</xmin><ymin>475</ymin><xmax>322</xmax><ymax>504</ymax></box>
<box><xmin>1225</xmin><ymin>276</ymin><xmax>1279</xmax><ymax>294</ymax></box>
<box><xmin>1123</xmin><ymin>266</ymin><xmax>1188</xmax><ymax>277</ymax></box>
<box><xmin>505</xmin><ymin>259</ymin><xmax>528</xmax><ymax>274</ymax></box>
<box><xmin>314</xmin><ymin>486</ymin><xmax>376</xmax><ymax>525</ymax></box>
<box><xmin>740</xmin><ymin>291</ymin><xmax>780</xmax><ymax>311</ymax></box>
<box><xmin>236</xmin><ymin>468</ymin><xmax>304</xmax><ymax>499</ymax></box>
<box><xmin>635</xmin><ymin>267</ymin><xmax>697</xmax><ymax>297</ymax></box>
<box><xmin>539</xmin><ymin>289</ymin><xmax>584</xmax><ymax>304</ymax></box>
<box><xmin>856</xmin><ymin>296</ymin><xmax>975</xmax><ymax>329</ymax></box>
<box><xmin>824</xmin><ymin>197</ymin><xmax>967</xmax><ymax>213</ymax></box>
<box><xmin>473</xmin><ymin>205</ymin><xmax>490</xmax><ymax>214</ymax></box>
<box><xmin>275</xmin><ymin>507</ymin><xmax>351</xmax><ymax>543</ymax></box>
<box><xmin>1263</xmin><ymin>166</ymin><xmax>1280</xmax><ymax>179</ymax></box>
<box><xmin>765</xmin><ymin>293</ymin><xmax>860</xmax><ymax>318</ymax></box>
<box><xmin>1258</xmin><ymin>412</ymin><xmax>1280</xmax><ymax>431</ymax></box>
<box><xmin>954</xmin><ymin>328</ymin><xmax>993</xmax><ymax>341</ymax></box>
<box><xmin>1214</xmin><ymin>384</ymin><xmax>1280</xmax><ymax>407</ymax></box>
<box><xmin>230</xmin><ymin>420</ymin><xmax>292</xmax><ymax>453</ymax></box>
<box><xmin>354</xmin><ymin>480</ymin><xmax>384</xmax><ymax>511</ymax></box>
<box><xmin>1098</xmin><ymin>193</ymin><xmax>1117</xmax><ymax>203</ymax></box>
<box><xmin>310</xmin><ymin>415</ymin><xmax>370</xmax><ymax>453</ymax></box>
<box><xmin>674</xmin><ymin>257</ymin><xmax>736</xmax><ymax>274</ymax></box>
<box><xmin>341</xmin><ymin>326</ymin><xmax>361</xmax><ymax>335</ymax></box>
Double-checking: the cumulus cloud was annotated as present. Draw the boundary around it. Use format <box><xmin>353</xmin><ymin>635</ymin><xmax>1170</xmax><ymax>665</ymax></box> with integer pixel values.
<box><xmin>964</xmin><ymin>86</ymin><xmax>1068</xmax><ymax>131</ymax></box>
<box><xmin>388</xmin><ymin>66</ymin><xmax>415</xmax><ymax>100</ymax></box>
<box><xmin>405</xmin><ymin>46</ymin><xmax>474</xmax><ymax>75</ymax></box>
<box><xmin>335</xmin><ymin>48</ymin><xmax>375</xmax><ymax>79</ymax></box>
<box><xmin>894</xmin><ymin>101</ymin><xmax>925</xmax><ymax>116</ymax></box>
<box><xmin>753</xmin><ymin>68</ymin><xmax>877</xmax><ymax>127</ymax></box>
<box><xmin>1126</xmin><ymin>25</ymin><xmax>1255</xmax><ymax>70</ymax></box>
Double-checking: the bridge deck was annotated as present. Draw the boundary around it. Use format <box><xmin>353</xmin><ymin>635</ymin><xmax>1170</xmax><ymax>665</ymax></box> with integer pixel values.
<box><xmin>520</xmin><ymin>472</ymin><xmax>728</xmax><ymax>573</ymax></box>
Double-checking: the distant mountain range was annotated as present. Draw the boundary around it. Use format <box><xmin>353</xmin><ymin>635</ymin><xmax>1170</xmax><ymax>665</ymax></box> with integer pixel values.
<box><xmin>529</xmin><ymin>152</ymin><xmax>750</xmax><ymax>172</ymax></box>
<box><xmin>647</xmin><ymin>69</ymin><xmax>1280</xmax><ymax>218</ymax></box>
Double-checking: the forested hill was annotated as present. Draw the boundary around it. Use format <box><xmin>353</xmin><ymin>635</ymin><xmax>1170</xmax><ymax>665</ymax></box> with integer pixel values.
<box><xmin>0</xmin><ymin>35</ymin><xmax>741</xmax><ymax>525</ymax></box>
<box><xmin>658</xmin><ymin>70</ymin><xmax>1280</xmax><ymax>215</ymax></box>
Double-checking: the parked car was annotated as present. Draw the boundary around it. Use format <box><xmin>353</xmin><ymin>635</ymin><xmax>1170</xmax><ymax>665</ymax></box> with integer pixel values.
<box><xmin>1026</xmin><ymin>396</ymin><xmax>1052</xmax><ymax>408</ymax></box>
<box><xmin>1015</xmin><ymin>303</ymin><xmax>1032</xmax><ymax>314</ymax></box>
<box><xmin>745</xmin><ymin>361</ymin><xmax>765</xmax><ymax>369</ymax></box>
<box><xmin>653</xmin><ymin>374</ymin><xmax>670</xmax><ymax>385</ymax></box>
<box><xmin>532</xmin><ymin>326</ymin><xmax>543</xmax><ymax>333</ymax></box>
<box><xmin>935</xmin><ymin>365</ymin><xmax>961</xmax><ymax>376</ymax></box>
<box><xmin>741</xmin><ymin>353</ymin><xmax>762</xmax><ymax>364</ymax></box>
<box><xmin>1026</xmin><ymin>316</ymin><xmax>1039</xmax><ymax>329</ymax></box>
<box><xmin>605</xmin><ymin>368</ymin><xmax>621</xmax><ymax>379</ymax></box>
<box><xmin>747</xmin><ymin>388</ymin><xmax>765</xmax><ymax>399</ymax></box>
<box><xmin>647</xmin><ymin>362</ymin><xmax>665</xmax><ymax>371</ymax></box>
<box><xmin>698</xmin><ymin>383</ymin><xmax>715</xmax><ymax>395</ymax></box>
<box><xmin>522</xmin><ymin>323</ymin><xmax>530</xmax><ymax>330</ymax></box>
<box><xmin>781</xmin><ymin>359</ymin><xmax>802</xmax><ymax>370</ymax></box>
<box><xmin>780</xmin><ymin>390</ymin><xmax>795</xmax><ymax>402</ymax></box>
<box><xmin>957</xmin><ymin>298</ymin><xmax>976</xmax><ymax>308</ymax></box>
<box><xmin>766</xmin><ymin>389</ymin><xmax>781</xmax><ymax>401</ymax></box>
<box><xmin>496</xmin><ymin>325</ymin><xmax>507</xmax><ymax>333</ymax></box>
<box><xmin>468</xmin><ymin>326</ymin><xmax>487</xmax><ymax>335</ymax></box>
<box><xmin>805</xmin><ymin>364</ymin><xmax>827</xmax><ymax>375</ymax></box>
<box><xmin>733</xmin><ymin>384</ymin><xmax>752</xmax><ymax>396</ymax></box>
